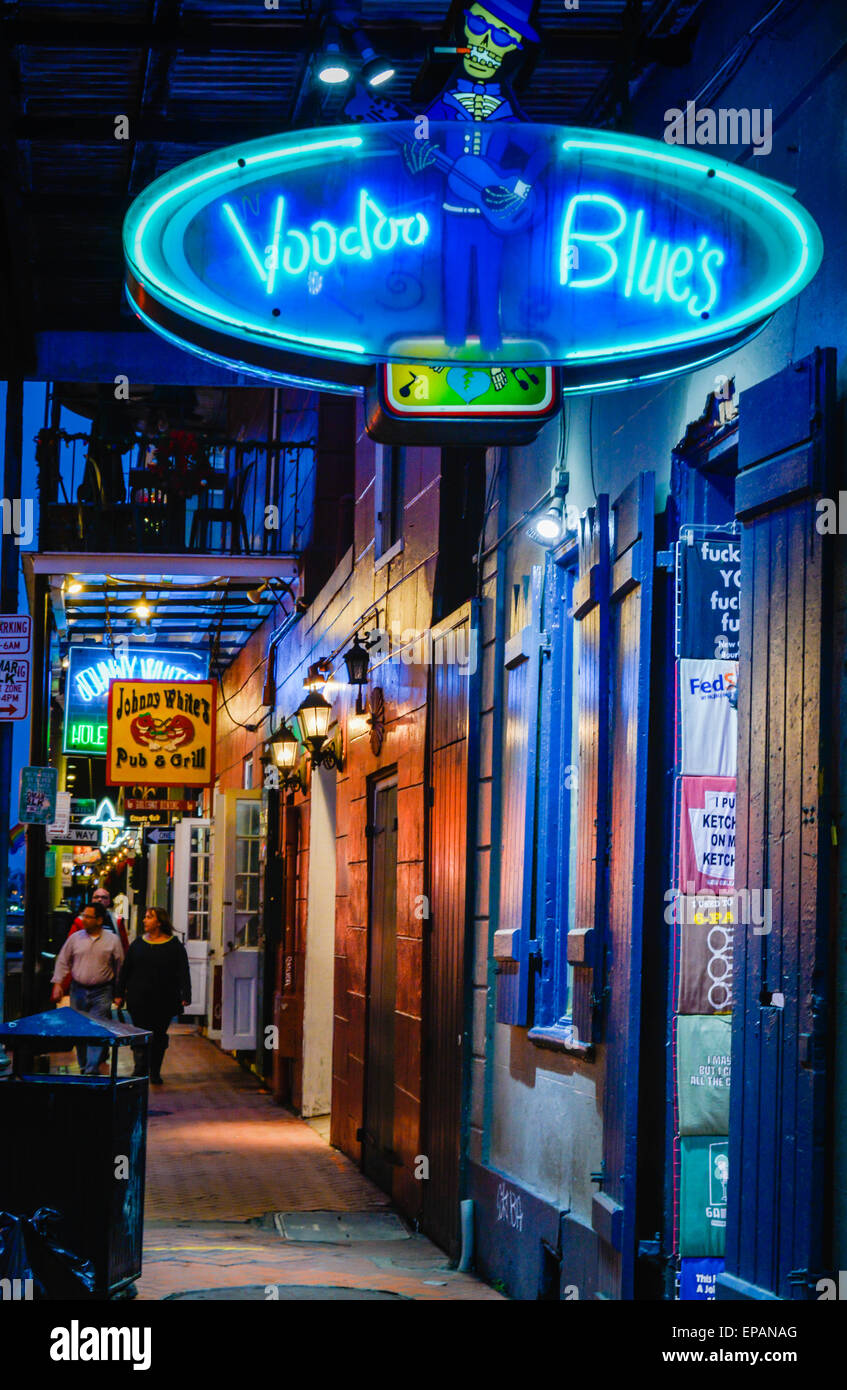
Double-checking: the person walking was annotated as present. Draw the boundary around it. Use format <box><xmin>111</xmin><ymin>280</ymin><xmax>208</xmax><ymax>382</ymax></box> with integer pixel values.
<box><xmin>51</xmin><ymin>901</ymin><xmax>124</xmax><ymax>1075</ymax></box>
<box><xmin>115</xmin><ymin>907</ymin><xmax>191</xmax><ymax>1085</ymax></box>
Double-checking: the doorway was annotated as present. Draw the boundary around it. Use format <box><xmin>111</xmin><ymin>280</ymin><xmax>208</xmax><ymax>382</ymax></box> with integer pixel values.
<box><xmin>363</xmin><ymin>774</ymin><xmax>399</xmax><ymax>1194</ymax></box>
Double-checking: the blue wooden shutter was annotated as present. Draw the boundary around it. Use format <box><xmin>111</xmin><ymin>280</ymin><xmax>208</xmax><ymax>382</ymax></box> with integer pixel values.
<box><xmin>594</xmin><ymin>472</ymin><xmax>655</xmax><ymax>1299</ymax></box>
<box><xmin>720</xmin><ymin>349</ymin><xmax>836</xmax><ymax>1301</ymax></box>
<box><xmin>568</xmin><ymin>497</ymin><xmax>611</xmax><ymax>1044</ymax></box>
<box><xmin>494</xmin><ymin>566</ymin><xmax>543</xmax><ymax>1025</ymax></box>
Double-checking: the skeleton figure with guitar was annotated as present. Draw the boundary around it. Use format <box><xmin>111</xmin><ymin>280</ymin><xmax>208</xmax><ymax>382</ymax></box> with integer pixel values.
<box><xmin>345</xmin><ymin>1</ymin><xmax>545</xmax><ymax>357</ymax></box>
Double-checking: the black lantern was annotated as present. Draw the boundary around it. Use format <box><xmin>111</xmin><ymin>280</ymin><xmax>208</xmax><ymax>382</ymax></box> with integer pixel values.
<box><xmin>295</xmin><ymin>690</ymin><xmax>341</xmax><ymax>770</ymax></box>
<box><xmin>343</xmin><ymin>635</ymin><xmax>371</xmax><ymax>715</ymax></box>
<box><xmin>269</xmin><ymin>723</ymin><xmax>304</xmax><ymax>791</ymax></box>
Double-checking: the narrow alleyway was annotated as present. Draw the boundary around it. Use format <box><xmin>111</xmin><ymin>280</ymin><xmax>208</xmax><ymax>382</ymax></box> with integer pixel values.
<box><xmin>135</xmin><ymin>1028</ymin><xmax>501</xmax><ymax>1301</ymax></box>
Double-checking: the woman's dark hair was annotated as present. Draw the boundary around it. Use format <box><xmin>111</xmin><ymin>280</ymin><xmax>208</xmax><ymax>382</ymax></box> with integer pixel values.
<box><xmin>146</xmin><ymin>906</ymin><xmax>174</xmax><ymax>937</ymax></box>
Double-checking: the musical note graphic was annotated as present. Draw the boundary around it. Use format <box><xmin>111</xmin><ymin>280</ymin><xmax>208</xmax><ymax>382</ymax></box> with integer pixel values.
<box><xmin>398</xmin><ymin>372</ymin><xmax>420</xmax><ymax>399</ymax></box>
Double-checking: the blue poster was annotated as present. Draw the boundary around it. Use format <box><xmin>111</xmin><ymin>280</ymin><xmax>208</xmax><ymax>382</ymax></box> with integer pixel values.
<box><xmin>679</xmin><ymin>1257</ymin><xmax>724</xmax><ymax>1300</ymax></box>
<box><xmin>19</xmin><ymin>766</ymin><xmax>58</xmax><ymax>825</ymax></box>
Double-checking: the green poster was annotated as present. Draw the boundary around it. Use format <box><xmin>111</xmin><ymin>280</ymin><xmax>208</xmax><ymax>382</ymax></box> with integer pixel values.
<box><xmin>19</xmin><ymin>766</ymin><xmax>58</xmax><ymax>825</ymax></box>
<box><xmin>677</xmin><ymin>1014</ymin><xmax>732</xmax><ymax>1135</ymax></box>
<box><xmin>679</xmin><ymin>1135</ymin><xmax>729</xmax><ymax>1257</ymax></box>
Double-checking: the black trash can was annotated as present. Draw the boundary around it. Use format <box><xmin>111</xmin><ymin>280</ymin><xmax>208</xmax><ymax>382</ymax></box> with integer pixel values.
<box><xmin>0</xmin><ymin>1007</ymin><xmax>152</xmax><ymax>1299</ymax></box>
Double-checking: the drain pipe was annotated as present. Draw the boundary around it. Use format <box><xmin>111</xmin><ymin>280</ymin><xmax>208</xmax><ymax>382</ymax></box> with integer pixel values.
<box><xmin>457</xmin><ymin>1199</ymin><xmax>474</xmax><ymax>1272</ymax></box>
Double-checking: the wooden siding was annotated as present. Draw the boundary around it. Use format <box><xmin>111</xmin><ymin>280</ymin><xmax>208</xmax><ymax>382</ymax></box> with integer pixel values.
<box><xmin>723</xmin><ymin>350</ymin><xmax>836</xmax><ymax>1299</ymax></box>
<box><xmin>422</xmin><ymin>606</ymin><xmax>474</xmax><ymax>1258</ymax></box>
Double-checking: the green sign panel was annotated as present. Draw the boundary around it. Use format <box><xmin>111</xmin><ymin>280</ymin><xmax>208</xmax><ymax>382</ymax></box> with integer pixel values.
<box><xmin>679</xmin><ymin>1135</ymin><xmax>729</xmax><ymax>1258</ymax></box>
<box><xmin>676</xmin><ymin>1014</ymin><xmax>731</xmax><ymax>1136</ymax></box>
<box><xmin>65</xmin><ymin>719</ymin><xmax>109</xmax><ymax>754</ymax></box>
<box><xmin>384</xmin><ymin>364</ymin><xmax>555</xmax><ymax>416</ymax></box>
<box><xmin>368</xmin><ymin>363</ymin><xmax>560</xmax><ymax>445</ymax></box>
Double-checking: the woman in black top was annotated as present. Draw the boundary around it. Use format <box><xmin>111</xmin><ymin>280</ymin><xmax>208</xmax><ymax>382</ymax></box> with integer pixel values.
<box><xmin>115</xmin><ymin>906</ymin><xmax>191</xmax><ymax>1085</ymax></box>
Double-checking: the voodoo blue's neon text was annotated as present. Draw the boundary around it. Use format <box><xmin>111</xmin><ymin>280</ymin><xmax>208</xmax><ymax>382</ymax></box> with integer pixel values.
<box><xmin>223</xmin><ymin>189</ymin><xmax>430</xmax><ymax>285</ymax></box>
<box><xmin>560</xmin><ymin>193</ymin><xmax>725</xmax><ymax>318</ymax></box>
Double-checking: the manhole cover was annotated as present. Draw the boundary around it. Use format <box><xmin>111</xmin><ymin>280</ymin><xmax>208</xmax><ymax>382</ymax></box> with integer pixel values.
<box><xmin>166</xmin><ymin>1285</ymin><xmax>409</xmax><ymax>1301</ymax></box>
<box><xmin>273</xmin><ymin>1211</ymin><xmax>410</xmax><ymax>1243</ymax></box>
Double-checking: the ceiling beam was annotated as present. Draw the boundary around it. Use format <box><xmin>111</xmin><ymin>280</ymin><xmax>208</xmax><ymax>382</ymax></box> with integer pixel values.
<box><xmin>4</xmin><ymin>18</ymin><xmax>629</xmax><ymax>61</ymax></box>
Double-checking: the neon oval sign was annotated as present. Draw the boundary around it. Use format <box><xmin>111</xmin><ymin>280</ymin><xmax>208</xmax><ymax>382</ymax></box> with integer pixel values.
<box><xmin>124</xmin><ymin>122</ymin><xmax>822</xmax><ymax>394</ymax></box>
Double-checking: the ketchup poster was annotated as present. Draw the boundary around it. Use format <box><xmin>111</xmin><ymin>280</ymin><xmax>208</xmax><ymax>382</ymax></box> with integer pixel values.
<box><xmin>106</xmin><ymin>679</ymin><xmax>216</xmax><ymax>787</ymax></box>
<box><xmin>678</xmin><ymin>776</ymin><xmax>736</xmax><ymax>895</ymax></box>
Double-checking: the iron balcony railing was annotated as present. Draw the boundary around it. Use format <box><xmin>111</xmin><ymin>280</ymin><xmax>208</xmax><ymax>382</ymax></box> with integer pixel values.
<box><xmin>35</xmin><ymin>428</ymin><xmax>316</xmax><ymax>557</ymax></box>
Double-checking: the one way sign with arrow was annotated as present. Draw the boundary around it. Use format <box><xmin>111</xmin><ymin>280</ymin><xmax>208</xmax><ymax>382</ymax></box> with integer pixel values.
<box><xmin>146</xmin><ymin>827</ymin><xmax>176</xmax><ymax>845</ymax></box>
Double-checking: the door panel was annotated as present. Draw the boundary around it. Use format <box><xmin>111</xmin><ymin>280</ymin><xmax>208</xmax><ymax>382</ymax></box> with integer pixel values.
<box><xmin>721</xmin><ymin>349</ymin><xmax>836</xmax><ymax>1300</ymax></box>
<box><xmin>173</xmin><ymin>818</ymin><xmax>212</xmax><ymax>1018</ymax></box>
<box><xmin>221</xmin><ymin>950</ymin><xmax>259</xmax><ymax>1050</ymax></box>
<box><xmin>363</xmin><ymin>778</ymin><xmax>398</xmax><ymax>1193</ymax></box>
<box><xmin>423</xmin><ymin>603</ymin><xmax>476</xmax><ymax>1258</ymax></box>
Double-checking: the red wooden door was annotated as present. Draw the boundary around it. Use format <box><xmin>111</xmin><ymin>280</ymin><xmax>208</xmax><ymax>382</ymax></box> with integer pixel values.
<box><xmin>422</xmin><ymin>603</ymin><xmax>476</xmax><ymax>1258</ymax></box>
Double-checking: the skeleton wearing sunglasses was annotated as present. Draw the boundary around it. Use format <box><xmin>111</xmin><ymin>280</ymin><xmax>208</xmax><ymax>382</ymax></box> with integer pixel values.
<box><xmin>403</xmin><ymin>2</ymin><xmax>545</xmax><ymax>354</ymax></box>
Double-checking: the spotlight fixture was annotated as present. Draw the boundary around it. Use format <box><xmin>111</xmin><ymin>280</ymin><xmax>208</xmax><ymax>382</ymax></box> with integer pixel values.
<box><xmin>527</xmin><ymin>465</ymin><xmax>570</xmax><ymax>547</ymax></box>
<box><xmin>268</xmin><ymin>723</ymin><xmax>304</xmax><ymax>793</ymax></box>
<box><xmin>66</xmin><ymin>579</ymin><xmax>83</xmax><ymax>596</ymax></box>
<box><xmin>134</xmin><ymin>593</ymin><xmax>152</xmax><ymax>621</ymax></box>
<box><xmin>352</xmin><ymin>27</ymin><xmax>394</xmax><ymax>87</ymax></box>
<box><xmin>295</xmin><ymin>690</ymin><xmax>342</xmax><ymax>770</ymax></box>
<box><xmin>317</xmin><ymin>23</ymin><xmax>351</xmax><ymax>84</ymax></box>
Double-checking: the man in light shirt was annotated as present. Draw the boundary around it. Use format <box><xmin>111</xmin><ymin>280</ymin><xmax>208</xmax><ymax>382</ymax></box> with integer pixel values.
<box><xmin>51</xmin><ymin>902</ymin><xmax>124</xmax><ymax>1075</ymax></box>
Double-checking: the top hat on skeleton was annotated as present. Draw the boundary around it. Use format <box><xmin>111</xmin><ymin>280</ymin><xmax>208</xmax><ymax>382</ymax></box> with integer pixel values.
<box><xmin>468</xmin><ymin>0</ymin><xmax>540</xmax><ymax>44</ymax></box>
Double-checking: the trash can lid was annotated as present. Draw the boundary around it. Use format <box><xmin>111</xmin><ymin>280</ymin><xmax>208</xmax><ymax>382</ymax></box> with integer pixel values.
<box><xmin>0</xmin><ymin>1007</ymin><xmax>152</xmax><ymax>1048</ymax></box>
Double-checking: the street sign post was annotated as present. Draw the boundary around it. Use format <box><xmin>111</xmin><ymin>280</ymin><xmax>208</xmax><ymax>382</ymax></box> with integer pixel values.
<box><xmin>0</xmin><ymin>615</ymin><xmax>31</xmax><ymax>654</ymax></box>
<box><xmin>0</xmin><ymin>655</ymin><xmax>30</xmax><ymax>720</ymax></box>
<box><xmin>46</xmin><ymin>825</ymin><xmax>100</xmax><ymax>846</ymax></box>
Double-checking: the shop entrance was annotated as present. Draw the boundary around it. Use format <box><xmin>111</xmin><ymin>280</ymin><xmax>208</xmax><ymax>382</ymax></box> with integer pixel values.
<box><xmin>173</xmin><ymin>818</ymin><xmax>212</xmax><ymax>1018</ymax></box>
<box><xmin>362</xmin><ymin>774</ymin><xmax>398</xmax><ymax>1194</ymax></box>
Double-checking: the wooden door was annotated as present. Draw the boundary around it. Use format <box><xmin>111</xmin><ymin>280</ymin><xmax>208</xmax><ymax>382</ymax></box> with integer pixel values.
<box><xmin>272</xmin><ymin>800</ymin><xmax>302</xmax><ymax>1107</ymax></box>
<box><xmin>217</xmin><ymin>790</ymin><xmax>262</xmax><ymax>1051</ymax></box>
<box><xmin>721</xmin><ymin>349</ymin><xmax>836</xmax><ymax>1300</ymax></box>
<box><xmin>422</xmin><ymin>602</ymin><xmax>477</xmax><ymax>1258</ymax></box>
<box><xmin>172</xmin><ymin>818</ymin><xmax>212</xmax><ymax>1018</ymax></box>
<box><xmin>363</xmin><ymin>776</ymin><xmax>399</xmax><ymax>1193</ymax></box>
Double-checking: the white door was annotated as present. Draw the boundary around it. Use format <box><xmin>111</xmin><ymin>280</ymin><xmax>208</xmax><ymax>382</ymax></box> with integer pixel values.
<box><xmin>173</xmin><ymin>818</ymin><xmax>212</xmax><ymax>1018</ymax></box>
<box><xmin>219</xmin><ymin>791</ymin><xmax>262</xmax><ymax>1050</ymax></box>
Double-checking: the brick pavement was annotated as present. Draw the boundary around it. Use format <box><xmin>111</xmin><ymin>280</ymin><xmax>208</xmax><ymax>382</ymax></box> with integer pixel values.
<box><xmin>135</xmin><ymin>1028</ymin><xmax>501</xmax><ymax>1301</ymax></box>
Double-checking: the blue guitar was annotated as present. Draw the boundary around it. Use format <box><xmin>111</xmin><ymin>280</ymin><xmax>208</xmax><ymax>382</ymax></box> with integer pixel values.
<box><xmin>345</xmin><ymin>85</ymin><xmax>540</xmax><ymax>234</ymax></box>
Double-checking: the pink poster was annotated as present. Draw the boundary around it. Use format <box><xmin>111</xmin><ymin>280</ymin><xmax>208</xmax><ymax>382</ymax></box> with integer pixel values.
<box><xmin>679</xmin><ymin>776</ymin><xmax>736</xmax><ymax>895</ymax></box>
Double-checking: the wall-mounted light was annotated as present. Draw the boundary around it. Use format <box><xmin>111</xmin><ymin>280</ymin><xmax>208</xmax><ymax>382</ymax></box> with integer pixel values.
<box><xmin>66</xmin><ymin>579</ymin><xmax>83</xmax><ymax>596</ymax></box>
<box><xmin>295</xmin><ymin>690</ymin><xmax>342</xmax><ymax>770</ymax></box>
<box><xmin>268</xmin><ymin>723</ymin><xmax>305</xmax><ymax>793</ymax></box>
<box><xmin>342</xmin><ymin>634</ymin><xmax>372</xmax><ymax>715</ymax></box>
<box><xmin>527</xmin><ymin>465</ymin><xmax>570</xmax><ymax>548</ymax></box>
<box><xmin>317</xmin><ymin>23</ymin><xmax>351</xmax><ymax>84</ymax></box>
<box><xmin>134</xmin><ymin>593</ymin><xmax>152</xmax><ymax>621</ymax></box>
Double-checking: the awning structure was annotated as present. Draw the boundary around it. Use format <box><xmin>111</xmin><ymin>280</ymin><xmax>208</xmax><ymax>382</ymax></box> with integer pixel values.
<box><xmin>23</xmin><ymin>551</ymin><xmax>299</xmax><ymax>674</ymax></box>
